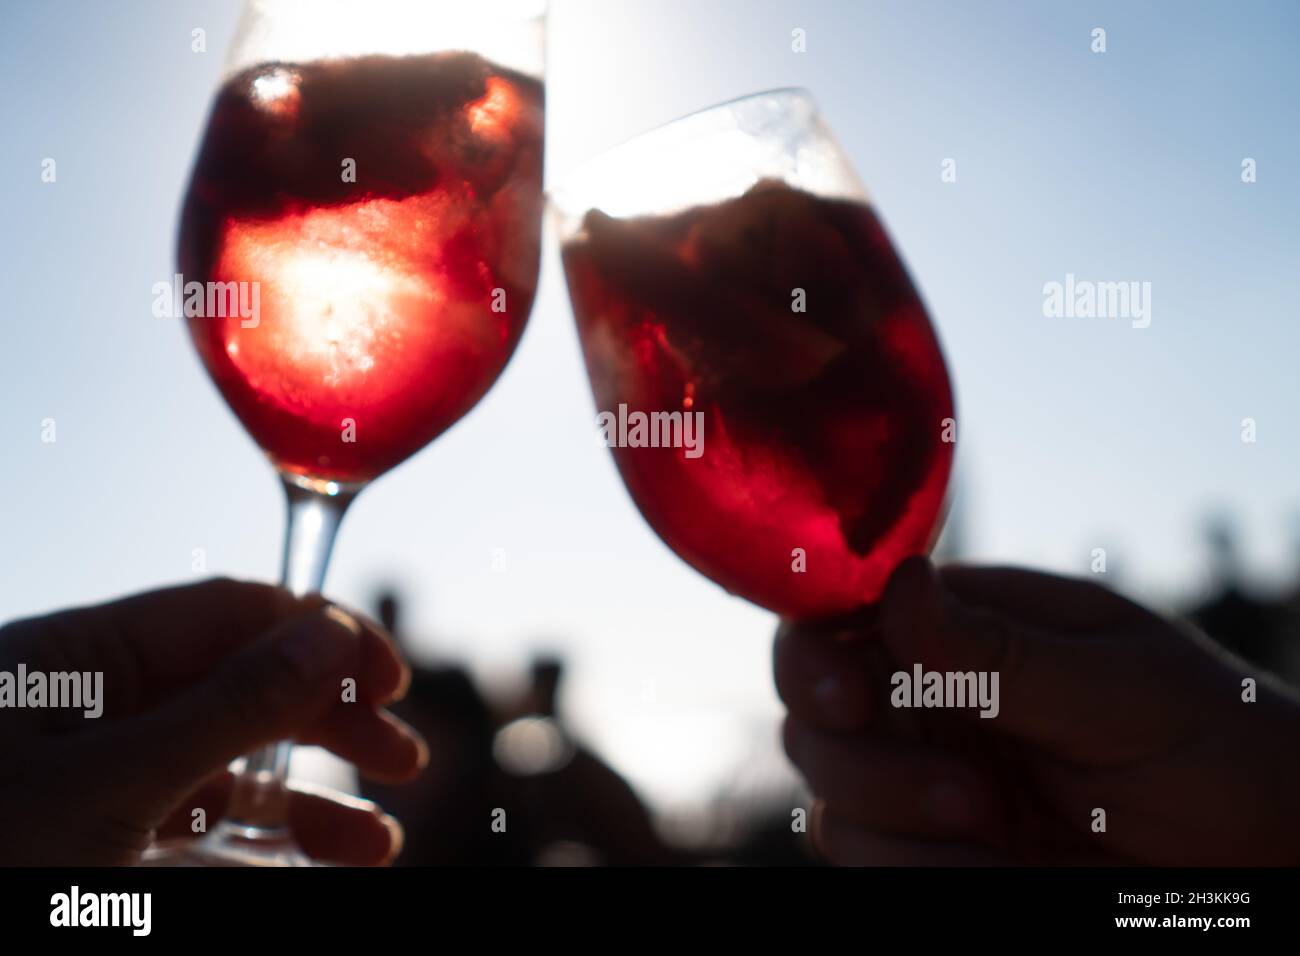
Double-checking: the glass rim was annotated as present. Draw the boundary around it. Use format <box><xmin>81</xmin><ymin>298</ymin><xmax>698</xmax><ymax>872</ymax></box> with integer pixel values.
<box><xmin>225</xmin><ymin>0</ymin><xmax>548</xmax><ymax>79</ymax></box>
<box><xmin>550</xmin><ymin>87</ymin><xmax>820</xmax><ymax>214</ymax></box>
<box><xmin>632</xmin><ymin>85</ymin><xmax>816</xmax><ymax>135</ymax></box>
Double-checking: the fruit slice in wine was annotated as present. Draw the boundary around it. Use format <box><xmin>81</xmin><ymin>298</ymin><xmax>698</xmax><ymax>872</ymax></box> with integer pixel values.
<box><xmin>562</xmin><ymin>180</ymin><xmax>954</xmax><ymax>618</ymax></box>
<box><xmin>180</xmin><ymin>52</ymin><xmax>544</xmax><ymax>485</ymax></box>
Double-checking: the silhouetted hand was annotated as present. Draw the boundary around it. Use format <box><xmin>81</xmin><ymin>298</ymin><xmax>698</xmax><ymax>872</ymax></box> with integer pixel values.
<box><xmin>776</xmin><ymin>557</ymin><xmax>1300</xmax><ymax>865</ymax></box>
<box><xmin>0</xmin><ymin>579</ymin><xmax>427</xmax><ymax>866</ymax></box>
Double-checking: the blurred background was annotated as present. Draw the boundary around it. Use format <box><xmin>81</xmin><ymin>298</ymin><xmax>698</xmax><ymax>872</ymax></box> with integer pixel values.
<box><xmin>3</xmin><ymin>0</ymin><xmax>1299</xmax><ymax>863</ymax></box>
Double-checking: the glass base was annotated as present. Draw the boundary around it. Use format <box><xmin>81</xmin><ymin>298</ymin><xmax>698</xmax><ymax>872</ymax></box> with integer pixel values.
<box><xmin>141</xmin><ymin>821</ymin><xmax>320</xmax><ymax>867</ymax></box>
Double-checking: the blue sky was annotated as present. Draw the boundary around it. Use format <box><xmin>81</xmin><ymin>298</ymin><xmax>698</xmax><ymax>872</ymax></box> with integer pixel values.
<box><xmin>3</xmin><ymin>0</ymin><xmax>1299</xmax><ymax>808</ymax></box>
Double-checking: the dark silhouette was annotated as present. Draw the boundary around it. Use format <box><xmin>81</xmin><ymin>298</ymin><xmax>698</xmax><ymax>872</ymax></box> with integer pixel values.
<box><xmin>362</xmin><ymin>591</ymin><xmax>692</xmax><ymax>864</ymax></box>
<box><xmin>1183</xmin><ymin>515</ymin><xmax>1298</xmax><ymax>686</ymax></box>
<box><xmin>360</xmin><ymin>590</ymin><xmax>505</xmax><ymax>864</ymax></box>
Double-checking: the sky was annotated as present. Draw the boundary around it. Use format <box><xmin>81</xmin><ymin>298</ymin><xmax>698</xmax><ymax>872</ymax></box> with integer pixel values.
<box><xmin>3</xmin><ymin>0</ymin><xmax>1299</xmax><ymax>812</ymax></box>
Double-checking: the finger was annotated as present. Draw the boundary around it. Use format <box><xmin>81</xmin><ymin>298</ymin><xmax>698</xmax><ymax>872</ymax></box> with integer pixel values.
<box><xmin>338</xmin><ymin>605</ymin><xmax>410</xmax><ymax>706</ymax></box>
<box><xmin>783</xmin><ymin>717</ymin><xmax>996</xmax><ymax>838</ymax></box>
<box><xmin>158</xmin><ymin>774</ymin><xmax>402</xmax><ymax>866</ymax></box>
<box><xmin>879</xmin><ymin>556</ymin><xmax>1111</xmax><ymax>749</ymax></box>
<box><xmin>106</xmin><ymin>605</ymin><xmax>365</xmax><ymax>812</ymax></box>
<box><xmin>0</xmin><ymin>580</ymin><xmax>307</xmax><ymax>695</ymax></box>
<box><xmin>299</xmin><ymin>707</ymin><xmax>428</xmax><ymax>783</ymax></box>
<box><xmin>939</xmin><ymin>565</ymin><xmax>1161</xmax><ymax>635</ymax></box>
<box><xmin>125</xmin><ymin>589</ymin><xmax>408</xmax><ymax>709</ymax></box>
<box><xmin>288</xmin><ymin>783</ymin><xmax>403</xmax><ymax>866</ymax></box>
<box><xmin>811</xmin><ymin>802</ymin><xmax>1008</xmax><ymax>866</ymax></box>
<box><xmin>773</xmin><ymin>619</ymin><xmax>877</xmax><ymax>731</ymax></box>
<box><xmin>95</xmin><ymin>579</ymin><xmax>312</xmax><ymax>687</ymax></box>
<box><xmin>9</xmin><ymin>580</ymin><xmax>407</xmax><ymax>716</ymax></box>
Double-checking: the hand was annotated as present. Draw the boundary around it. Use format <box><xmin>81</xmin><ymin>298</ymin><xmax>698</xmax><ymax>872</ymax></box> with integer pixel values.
<box><xmin>776</xmin><ymin>557</ymin><xmax>1300</xmax><ymax>865</ymax></box>
<box><xmin>0</xmin><ymin>579</ymin><xmax>427</xmax><ymax>866</ymax></box>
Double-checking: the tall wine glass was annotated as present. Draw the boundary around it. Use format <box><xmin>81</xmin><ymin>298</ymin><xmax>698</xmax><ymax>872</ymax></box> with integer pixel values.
<box><xmin>554</xmin><ymin>90</ymin><xmax>953</xmax><ymax>620</ymax></box>
<box><xmin>155</xmin><ymin>0</ymin><xmax>545</xmax><ymax>866</ymax></box>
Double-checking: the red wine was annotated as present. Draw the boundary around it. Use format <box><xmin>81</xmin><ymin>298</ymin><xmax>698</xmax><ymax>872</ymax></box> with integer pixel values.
<box><xmin>180</xmin><ymin>52</ymin><xmax>543</xmax><ymax>484</ymax></box>
<box><xmin>562</xmin><ymin>181</ymin><xmax>954</xmax><ymax>617</ymax></box>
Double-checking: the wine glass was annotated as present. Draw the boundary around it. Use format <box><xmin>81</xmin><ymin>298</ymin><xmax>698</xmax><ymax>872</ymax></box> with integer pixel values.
<box><xmin>553</xmin><ymin>90</ymin><xmax>954</xmax><ymax>620</ymax></box>
<box><xmin>152</xmin><ymin>0</ymin><xmax>545</xmax><ymax>866</ymax></box>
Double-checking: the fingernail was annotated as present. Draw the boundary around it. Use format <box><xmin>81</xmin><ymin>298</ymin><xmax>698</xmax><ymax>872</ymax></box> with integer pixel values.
<box><xmin>338</xmin><ymin>603</ymin><xmax>392</xmax><ymax>642</ymax></box>
<box><xmin>390</xmin><ymin>662</ymin><xmax>412</xmax><ymax>703</ymax></box>
<box><xmin>926</xmin><ymin>780</ymin><xmax>972</xmax><ymax>828</ymax></box>
<box><xmin>279</xmin><ymin>605</ymin><xmax>359</xmax><ymax>681</ymax></box>
<box><xmin>385</xmin><ymin>712</ymin><xmax>430</xmax><ymax>771</ymax></box>
<box><xmin>380</xmin><ymin>813</ymin><xmax>405</xmax><ymax>864</ymax></box>
<box><xmin>341</xmin><ymin>604</ymin><xmax>409</xmax><ymax>703</ymax></box>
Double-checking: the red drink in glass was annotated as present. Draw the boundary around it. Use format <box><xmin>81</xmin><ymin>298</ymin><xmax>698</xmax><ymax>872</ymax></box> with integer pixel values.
<box><xmin>562</xmin><ymin>180</ymin><xmax>954</xmax><ymax>618</ymax></box>
<box><xmin>180</xmin><ymin>52</ymin><xmax>544</xmax><ymax>485</ymax></box>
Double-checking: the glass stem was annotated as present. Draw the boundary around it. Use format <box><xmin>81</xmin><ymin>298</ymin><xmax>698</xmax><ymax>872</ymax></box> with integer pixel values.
<box><xmin>221</xmin><ymin>475</ymin><xmax>357</xmax><ymax>837</ymax></box>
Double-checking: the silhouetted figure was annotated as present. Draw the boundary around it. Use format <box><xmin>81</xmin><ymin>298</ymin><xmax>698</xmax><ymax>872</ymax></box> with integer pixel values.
<box><xmin>489</xmin><ymin>654</ymin><xmax>686</xmax><ymax>865</ymax></box>
<box><xmin>361</xmin><ymin>590</ymin><xmax>519</xmax><ymax>864</ymax></box>
<box><xmin>1184</xmin><ymin>515</ymin><xmax>1290</xmax><ymax>681</ymax></box>
<box><xmin>362</xmin><ymin>592</ymin><xmax>685</xmax><ymax>864</ymax></box>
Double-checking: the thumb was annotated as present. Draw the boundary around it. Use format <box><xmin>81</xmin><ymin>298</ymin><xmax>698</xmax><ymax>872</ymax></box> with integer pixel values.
<box><xmin>105</xmin><ymin>604</ymin><xmax>362</xmax><ymax>811</ymax></box>
<box><xmin>879</xmin><ymin>557</ymin><xmax>1106</xmax><ymax>751</ymax></box>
